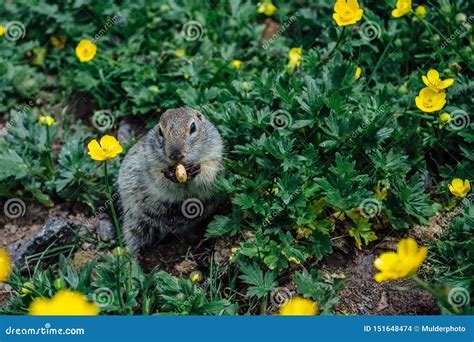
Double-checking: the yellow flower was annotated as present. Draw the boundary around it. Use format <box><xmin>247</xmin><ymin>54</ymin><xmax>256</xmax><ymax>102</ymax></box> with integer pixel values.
<box><xmin>0</xmin><ymin>25</ymin><xmax>5</xmax><ymax>37</ymax></box>
<box><xmin>415</xmin><ymin>5</ymin><xmax>427</xmax><ymax>18</ymax></box>
<box><xmin>257</xmin><ymin>0</ymin><xmax>277</xmax><ymax>16</ymax></box>
<box><xmin>0</xmin><ymin>248</ymin><xmax>12</xmax><ymax>282</ymax></box>
<box><xmin>332</xmin><ymin>0</ymin><xmax>364</xmax><ymax>26</ymax></box>
<box><xmin>296</xmin><ymin>226</ymin><xmax>312</xmax><ymax>239</ymax></box>
<box><xmin>175</xmin><ymin>49</ymin><xmax>186</xmax><ymax>58</ymax></box>
<box><xmin>87</xmin><ymin>135</ymin><xmax>123</xmax><ymax>161</ymax></box>
<box><xmin>422</xmin><ymin>69</ymin><xmax>454</xmax><ymax>92</ymax></box>
<box><xmin>75</xmin><ymin>39</ymin><xmax>97</xmax><ymax>63</ymax></box>
<box><xmin>375</xmin><ymin>181</ymin><xmax>388</xmax><ymax>200</ymax></box>
<box><xmin>374</xmin><ymin>238</ymin><xmax>427</xmax><ymax>282</ymax></box>
<box><xmin>190</xmin><ymin>271</ymin><xmax>202</xmax><ymax>283</ymax></box>
<box><xmin>279</xmin><ymin>297</ymin><xmax>318</xmax><ymax>316</ymax></box>
<box><xmin>415</xmin><ymin>87</ymin><xmax>446</xmax><ymax>113</ymax></box>
<box><xmin>354</xmin><ymin>66</ymin><xmax>362</xmax><ymax>80</ymax></box>
<box><xmin>288</xmin><ymin>48</ymin><xmax>302</xmax><ymax>68</ymax></box>
<box><xmin>50</xmin><ymin>33</ymin><xmax>67</xmax><ymax>49</ymax></box>
<box><xmin>448</xmin><ymin>178</ymin><xmax>471</xmax><ymax>198</ymax></box>
<box><xmin>29</xmin><ymin>290</ymin><xmax>99</xmax><ymax>315</ymax></box>
<box><xmin>232</xmin><ymin>59</ymin><xmax>243</xmax><ymax>69</ymax></box>
<box><xmin>392</xmin><ymin>0</ymin><xmax>412</xmax><ymax>18</ymax></box>
<box><xmin>439</xmin><ymin>112</ymin><xmax>451</xmax><ymax>122</ymax></box>
<box><xmin>287</xmin><ymin>257</ymin><xmax>301</xmax><ymax>265</ymax></box>
<box><xmin>39</xmin><ymin>115</ymin><xmax>55</xmax><ymax>126</ymax></box>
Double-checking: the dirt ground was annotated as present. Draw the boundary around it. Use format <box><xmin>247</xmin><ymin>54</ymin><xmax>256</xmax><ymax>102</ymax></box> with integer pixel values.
<box><xmin>0</xmin><ymin>201</ymin><xmax>449</xmax><ymax>315</ymax></box>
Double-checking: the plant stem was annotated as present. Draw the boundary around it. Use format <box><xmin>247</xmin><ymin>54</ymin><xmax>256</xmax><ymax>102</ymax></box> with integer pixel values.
<box><xmin>45</xmin><ymin>126</ymin><xmax>54</xmax><ymax>178</ymax></box>
<box><xmin>260</xmin><ymin>296</ymin><xmax>268</xmax><ymax>315</ymax></box>
<box><xmin>412</xmin><ymin>10</ymin><xmax>468</xmax><ymax>64</ymax></box>
<box><xmin>316</xmin><ymin>26</ymin><xmax>347</xmax><ymax>68</ymax></box>
<box><xmin>104</xmin><ymin>162</ymin><xmax>123</xmax><ymax>248</ymax></box>
<box><xmin>115</xmin><ymin>257</ymin><xmax>125</xmax><ymax>313</ymax></box>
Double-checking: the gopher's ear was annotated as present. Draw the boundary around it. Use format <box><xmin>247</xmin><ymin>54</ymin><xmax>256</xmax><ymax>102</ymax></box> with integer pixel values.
<box><xmin>195</xmin><ymin>110</ymin><xmax>203</xmax><ymax>121</ymax></box>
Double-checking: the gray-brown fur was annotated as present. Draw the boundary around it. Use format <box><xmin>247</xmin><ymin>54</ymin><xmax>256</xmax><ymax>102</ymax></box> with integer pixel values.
<box><xmin>117</xmin><ymin>107</ymin><xmax>223</xmax><ymax>252</ymax></box>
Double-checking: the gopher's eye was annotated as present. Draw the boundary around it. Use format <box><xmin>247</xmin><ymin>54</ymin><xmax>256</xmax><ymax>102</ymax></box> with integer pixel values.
<box><xmin>158</xmin><ymin>127</ymin><xmax>164</xmax><ymax>138</ymax></box>
<box><xmin>190</xmin><ymin>122</ymin><xmax>196</xmax><ymax>135</ymax></box>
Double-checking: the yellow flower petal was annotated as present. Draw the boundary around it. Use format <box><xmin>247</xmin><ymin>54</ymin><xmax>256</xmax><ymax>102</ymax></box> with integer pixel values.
<box><xmin>333</xmin><ymin>0</ymin><xmax>364</xmax><ymax>26</ymax></box>
<box><xmin>75</xmin><ymin>39</ymin><xmax>97</xmax><ymax>63</ymax></box>
<box><xmin>427</xmin><ymin>69</ymin><xmax>439</xmax><ymax>83</ymax></box>
<box><xmin>391</xmin><ymin>0</ymin><xmax>412</xmax><ymax>18</ymax></box>
<box><xmin>257</xmin><ymin>0</ymin><xmax>277</xmax><ymax>16</ymax></box>
<box><xmin>373</xmin><ymin>238</ymin><xmax>426</xmax><ymax>282</ymax></box>
<box><xmin>439</xmin><ymin>78</ymin><xmax>454</xmax><ymax>89</ymax></box>
<box><xmin>87</xmin><ymin>139</ymin><xmax>106</xmax><ymax>161</ymax></box>
<box><xmin>279</xmin><ymin>297</ymin><xmax>318</xmax><ymax>315</ymax></box>
<box><xmin>232</xmin><ymin>59</ymin><xmax>243</xmax><ymax>69</ymax></box>
<box><xmin>0</xmin><ymin>248</ymin><xmax>12</xmax><ymax>282</ymax></box>
<box><xmin>354</xmin><ymin>67</ymin><xmax>362</xmax><ymax>80</ymax></box>
<box><xmin>29</xmin><ymin>290</ymin><xmax>99</xmax><ymax>316</ymax></box>
<box><xmin>448</xmin><ymin>178</ymin><xmax>471</xmax><ymax>197</ymax></box>
<box><xmin>415</xmin><ymin>87</ymin><xmax>446</xmax><ymax>112</ymax></box>
<box><xmin>39</xmin><ymin>115</ymin><xmax>55</xmax><ymax>126</ymax></box>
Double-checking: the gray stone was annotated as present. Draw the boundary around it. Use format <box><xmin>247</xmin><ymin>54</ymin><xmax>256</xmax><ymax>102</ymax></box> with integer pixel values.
<box><xmin>96</xmin><ymin>219</ymin><xmax>116</xmax><ymax>242</ymax></box>
<box><xmin>8</xmin><ymin>218</ymin><xmax>74</xmax><ymax>272</ymax></box>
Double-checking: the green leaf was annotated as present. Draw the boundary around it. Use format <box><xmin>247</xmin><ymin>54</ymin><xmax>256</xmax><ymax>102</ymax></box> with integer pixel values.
<box><xmin>348</xmin><ymin>218</ymin><xmax>378</xmax><ymax>249</ymax></box>
<box><xmin>0</xmin><ymin>145</ymin><xmax>28</xmax><ymax>180</ymax></box>
<box><xmin>239</xmin><ymin>262</ymin><xmax>277</xmax><ymax>299</ymax></box>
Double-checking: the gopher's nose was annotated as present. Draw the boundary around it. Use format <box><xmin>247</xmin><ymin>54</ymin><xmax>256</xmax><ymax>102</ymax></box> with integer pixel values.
<box><xmin>169</xmin><ymin>149</ymin><xmax>184</xmax><ymax>162</ymax></box>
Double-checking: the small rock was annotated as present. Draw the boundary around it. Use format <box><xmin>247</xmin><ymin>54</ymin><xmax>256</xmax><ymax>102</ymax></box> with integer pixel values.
<box><xmin>174</xmin><ymin>259</ymin><xmax>198</xmax><ymax>274</ymax></box>
<box><xmin>8</xmin><ymin>218</ymin><xmax>74</xmax><ymax>272</ymax></box>
<box><xmin>81</xmin><ymin>242</ymin><xmax>95</xmax><ymax>251</ymax></box>
<box><xmin>376</xmin><ymin>291</ymin><xmax>389</xmax><ymax>312</ymax></box>
<box><xmin>118</xmin><ymin>119</ymin><xmax>134</xmax><ymax>143</ymax></box>
<box><xmin>96</xmin><ymin>219</ymin><xmax>116</xmax><ymax>242</ymax></box>
<box><xmin>78</xmin><ymin>225</ymin><xmax>90</xmax><ymax>238</ymax></box>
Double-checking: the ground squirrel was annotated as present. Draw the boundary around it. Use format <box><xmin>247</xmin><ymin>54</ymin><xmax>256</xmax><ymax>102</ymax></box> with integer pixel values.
<box><xmin>117</xmin><ymin>107</ymin><xmax>224</xmax><ymax>252</ymax></box>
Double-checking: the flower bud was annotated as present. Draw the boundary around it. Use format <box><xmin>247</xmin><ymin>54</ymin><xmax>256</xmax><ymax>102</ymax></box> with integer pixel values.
<box><xmin>20</xmin><ymin>282</ymin><xmax>34</xmax><ymax>297</ymax></box>
<box><xmin>190</xmin><ymin>271</ymin><xmax>202</xmax><ymax>283</ymax></box>
<box><xmin>455</xmin><ymin>13</ymin><xmax>467</xmax><ymax>25</ymax></box>
<box><xmin>54</xmin><ymin>278</ymin><xmax>66</xmax><ymax>290</ymax></box>
<box><xmin>439</xmin><ymin>113</ymin><xmax>451</xmax><ymax>122</ymax></box>
<box><xmin>441</xmin><ymin>5</ymin><xmax>451</xmax><ymax>15</ymax></box>
<box><xmin>430</xmin><ymin>34</ymin><xmax>440</xmax><ymax>43</ymax></box>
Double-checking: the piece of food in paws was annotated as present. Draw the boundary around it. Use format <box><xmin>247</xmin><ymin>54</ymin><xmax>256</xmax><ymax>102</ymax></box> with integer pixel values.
<box><xmin>175</xmin><ymin>164</ymin><xmax>187</xmax><ymax>183</ymax></box>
